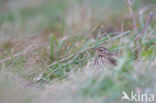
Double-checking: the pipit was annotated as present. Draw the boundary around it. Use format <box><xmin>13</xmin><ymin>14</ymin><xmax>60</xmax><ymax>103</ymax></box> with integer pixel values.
<box><xmin>93</xmin><ymin>47</ymin><xmax>117</xmax><ymax>66</ymax></box>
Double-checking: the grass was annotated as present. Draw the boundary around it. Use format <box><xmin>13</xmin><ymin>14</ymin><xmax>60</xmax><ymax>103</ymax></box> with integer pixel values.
<box><xmin>0</xmin><ymin>0</ymin><xmax>156</xmax><ymax>103</ymax></box>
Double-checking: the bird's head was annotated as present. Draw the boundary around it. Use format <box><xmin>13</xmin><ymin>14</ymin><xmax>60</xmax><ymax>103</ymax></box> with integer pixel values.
<box><xmin>93</xmin><ymin>47</ymin><xmax>112</xmax><ymax>57</ymax></box>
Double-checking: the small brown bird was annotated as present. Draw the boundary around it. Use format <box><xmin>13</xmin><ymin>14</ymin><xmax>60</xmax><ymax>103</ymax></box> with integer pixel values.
<box><xmin>93</xmin><ymin>47</ymin><xmax>117</xmax><ymax>66</ymax></box>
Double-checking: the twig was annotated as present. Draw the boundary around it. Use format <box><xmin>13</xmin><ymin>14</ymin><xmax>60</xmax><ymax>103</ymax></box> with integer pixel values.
<box><xmin>121</xmin><ymin>21</ymin><xmax>124</xmax><ymax>33</ymax></box>
<box><xmin>0</xmin><ymin>52</ymin><xmax>23</xmax><ymax>64</ymax></box>
<box><xmin>0</xmin><ymin>44</ymin><xmax>37</xmax><ymax>64</ymax></box>
<box><xmin>125</xmin><ymin>0</ymin><xmax>138</xmax><ymax>32</ymax></box>
<box><xmin>135</xmin><ymin>12</ymin><xmax>153</xmax><ymax>59</ymax></box>
<box><xmin>137</xmin><ymin>12</ymin><xmax>153</xmax><ymax>40</ymax></box>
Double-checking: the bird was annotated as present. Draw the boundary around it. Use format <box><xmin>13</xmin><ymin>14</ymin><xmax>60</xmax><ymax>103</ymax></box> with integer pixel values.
<box><xmin>93</xmin><ymin>47</ymin><xmax>117</xmax><ymax>66</ymax></box>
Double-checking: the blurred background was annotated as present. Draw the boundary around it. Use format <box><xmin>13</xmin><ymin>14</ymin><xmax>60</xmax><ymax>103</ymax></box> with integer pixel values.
<box><xmin>0</xmin><ymin>0</ymin><xmax>155</xmax><ymax>40</ymax></box>
<box><xmin>0</xmin><ymin>0</ymin><xmax>156</xmax><ymax>103</ymax></box>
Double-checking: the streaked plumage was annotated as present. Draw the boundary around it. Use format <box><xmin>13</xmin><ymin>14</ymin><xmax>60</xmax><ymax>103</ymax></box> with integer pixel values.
<box><xmin>93</xmin><ymin>47</ymin><xmax>117</xmax><ymax>66</ymax></box>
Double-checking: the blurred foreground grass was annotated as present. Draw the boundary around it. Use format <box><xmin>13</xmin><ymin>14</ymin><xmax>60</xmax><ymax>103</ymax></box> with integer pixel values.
<box><xmin>0</xmin><ymin>0</ymin><xmax>156</xmax><ymax>103</ymax></box>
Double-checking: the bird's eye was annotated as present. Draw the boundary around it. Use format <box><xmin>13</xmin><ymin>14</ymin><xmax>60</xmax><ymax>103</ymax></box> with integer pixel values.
<box><xmin>99</xmin><ymin>49</ymin><xmax>103</xmax><ymax>51</ymax></box>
